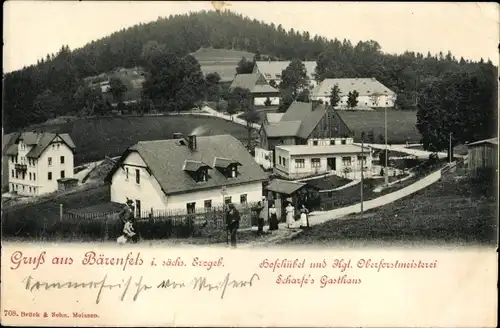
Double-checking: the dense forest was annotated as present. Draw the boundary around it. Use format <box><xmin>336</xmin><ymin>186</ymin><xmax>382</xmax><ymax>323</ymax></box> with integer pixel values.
<box><xmin>4</xmin><ymin>10</ymin><xmax>498</xmax><ymax>147</ymax></box>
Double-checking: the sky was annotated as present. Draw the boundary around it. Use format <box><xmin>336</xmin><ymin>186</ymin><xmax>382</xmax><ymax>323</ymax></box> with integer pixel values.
<box><xmin>3</xmin><ymin>1</ymin><xmax>499</xmax><ymax>73</ymax></box>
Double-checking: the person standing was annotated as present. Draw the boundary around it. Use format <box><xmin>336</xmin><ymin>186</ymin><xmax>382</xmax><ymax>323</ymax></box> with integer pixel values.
<box><xmin>226</xmin><ymin>203</ymin><xmax>240</xmax><ymax>247</ymax></box>
<box><xmin>285</xmin><ymin>202</ymin><xmax>295</xmax><ymax>229</ymax></box>
<box><xmin>268</xmin><ymin>203</ymin><xmax>279</xmax><ymax>231</ymax></box>
<box><xmin>254</xmin><ymin>201</ymin><xmax>265</xmax><ymax>234</ymax></box>
<box><xmin>299</xmin><ymin>204</ymin><xmax>310</xmax><ymax>228</ymax></box>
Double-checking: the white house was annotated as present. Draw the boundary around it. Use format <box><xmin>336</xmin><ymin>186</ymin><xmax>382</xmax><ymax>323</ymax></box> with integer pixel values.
<box><xmin>255</xmin><ymin>101</ymin><xmax>356</xmax><ymax>171</ymax></box>
<box><xmin>274</xmin><ymin>144</ymin><xmax>373</xmax><ymax>180</ymax></box>
<box><xmin>253</xmin><ymin>61</ymin><xmax>318</xmax><ymax>88</ymax></box>
<box><xmin>106</xmin><ymin>134</ymin><xmax>268</xmax><ymax>216</ymax></box>
<box><xmin>229</xmin><ymin>73</ymin><xmax>280</xmax><ymax>106</ymax></box>
<box><xmin>5</xmin><ymin>132</ymin><xmax>76</xmax><ymax>196</ymax></box>
<box><xmin>311</xmin><ymin>78</ymin><xmax>397</xmax><ymax>109</ymax></box>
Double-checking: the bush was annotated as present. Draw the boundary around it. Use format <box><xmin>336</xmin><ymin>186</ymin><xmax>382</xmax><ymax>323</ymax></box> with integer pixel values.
<box><xmin>217</xmin><ymin>100</ymin><xmax>228</xmax><ymax>112</ymax></box>
<box><xmin>264</xmin><ymin>97</ymin><xmax>272</xmax><ymax>106</ymax></box>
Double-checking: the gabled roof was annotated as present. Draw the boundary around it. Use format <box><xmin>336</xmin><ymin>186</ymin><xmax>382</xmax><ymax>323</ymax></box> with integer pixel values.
<box><xmin>229</xmin><ymin>73</ymin><xmax>279</xmax><ymax>94</ymax></box>
<box><xmin>311</xmin><ymin>78</ymin><xmax>396</xmax><ymax>97</ymax></box>
<box><xmin>265</xmin><ymin>113</ymin><xmax>284</xmax><ymax>123</ymax></box>
<box><xmin>106</xmin><ymin>135</ymin><xmax>268</xmax><ymax>196</ymax></box>
<box><xmin>262</xmin><ymin>101</ymin><xmax>353</xmax><ymax>140</ymax></box>
<box><xmin>467</xmin><ymin>137</ymin><xmax>498</xmax><ymax>147</ymax></box>
<box><xmin>3</xmin><ymin>132</ymin><xmax>76</xmax><ymax>158</ymax></box>
<box><xmin>263</xmin><ymin>121</ymin><xmax>302</xmax><ymax>137</ymax></box>
<box><xmin>213</xmin><ymin>157</ymin><xmax>242</xmax><ymax>169</ymax></box>
<box><xmin>182</xmin><ymin>160</ymin><xmax>211</xmax><ymax>172</ymax></box>
<box><xmin>255</xmin><ymin>61</ymin><xmax>317</xmax><ymax>80</ymax></box>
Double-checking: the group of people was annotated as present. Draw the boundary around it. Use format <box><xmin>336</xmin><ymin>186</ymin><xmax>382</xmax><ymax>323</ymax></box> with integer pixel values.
<box><xmin>254</xmin><ymin>197</ymin><xmax>310</xmax><ymax>233</ymax></box>
<box><xmin>117</xmin><ymin>199</ymin><xmax>139</xmax><ymax>245</ymax></box>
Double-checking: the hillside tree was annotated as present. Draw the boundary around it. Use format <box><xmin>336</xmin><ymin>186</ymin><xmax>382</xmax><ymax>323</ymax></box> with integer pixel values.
<box><xmin>236</xmin><ymin>57</ymin><xmax>255</xmax><ymax>74</ymax></box>
<box><xmin>109</xmin><ymin>77</ymin><xmax>128</xmax><ymax>103</ymax></box>
<box><xmin>329</xmin><ymin>84</ymin><xmax>341</xmax><ymax>107</ymax></box>
<box><xmin>346</xmin><ymin>90</ymin><xmax>359</xmax><ymax>108</ymax></box>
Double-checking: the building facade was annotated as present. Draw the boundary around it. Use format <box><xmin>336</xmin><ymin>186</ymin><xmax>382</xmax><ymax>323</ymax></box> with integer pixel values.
<box><xmin>311</xmin><ymin>78</ymin><xmax>397</xmax><ymax>109</ymax></box>
<box><xmin>274</xmin><ymin>143</ymin><xmax>373</xmax><ymax>180</ymax></box>
<box><xmin>229</xmin><ymin>73</ymin><xmax>280</xmax><ymax>106</ymax></box>
<box><xmin>107</xmin><ymin>134</ymin><xmax>268</xmax><ymax>216</ymax></box>
<box><xmin>5</xmin><ymin>132</ymin><xmax>76</xmax><ymax>196</ymax></box>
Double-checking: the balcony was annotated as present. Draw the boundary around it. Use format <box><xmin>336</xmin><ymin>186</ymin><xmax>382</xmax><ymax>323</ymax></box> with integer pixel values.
<box><xmin>14</xmin><ymin>164</ymin><xmax>28</xmax><ymax>172</ymax></box>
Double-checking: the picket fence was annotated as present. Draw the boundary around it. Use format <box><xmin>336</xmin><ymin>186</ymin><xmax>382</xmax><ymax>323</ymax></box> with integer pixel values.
<box><xmin>2</xmin><ymin>203</ymin><xmax>261</xmax><ymax>242</ymax></box>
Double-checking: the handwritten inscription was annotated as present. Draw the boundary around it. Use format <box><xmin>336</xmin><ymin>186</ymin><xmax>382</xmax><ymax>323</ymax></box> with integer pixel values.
<box><xmin>21</xmin><ymin>272</ymin><xmax>260</xmax><ymax>303</ymax></box>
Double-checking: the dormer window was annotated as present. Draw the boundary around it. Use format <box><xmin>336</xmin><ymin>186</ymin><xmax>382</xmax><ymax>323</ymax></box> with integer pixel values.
<box><xmin>182</xmin><ymin>160</ymin><xmax>211</xmax><ymax>183</ymax></box>
<box><xmin>213</xmin><ymin>157</ymin><xmax>242</xmax><ymax>179</ymax></box>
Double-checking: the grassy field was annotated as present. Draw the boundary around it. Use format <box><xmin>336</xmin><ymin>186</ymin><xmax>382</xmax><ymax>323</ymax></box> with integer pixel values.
<box><xmin>284</xmin><ymin>173</ymin><xmax>497</xmax><ymax>247</ymax></box>
<box><xmin>27</xmin><ymin>115</ymin><xmax>249</xmax><ymax>165</ymax></box>
<box><xmin>307</xmin><ymin>175</ymin><xmax>352</xmax><ymax>191</ymax></box>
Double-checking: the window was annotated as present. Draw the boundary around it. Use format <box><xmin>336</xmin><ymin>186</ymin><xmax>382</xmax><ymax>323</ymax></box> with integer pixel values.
<box><xmin>341</xmin><ymin>139</ymin><xmax>346</xmax><ymax>145</ymax></box>
<box><xmin>224</xmin><ymin>196</ymin><xmax>232</xmax><ymax>204</ymax></box>
<box><xmin>342</xmin><ymin>157</ymin><xmax>352</xmax><ymax>166</ymax></box>
<box><xmin>15</xmin><ymin>171</ymin><xmax>19</xmax><ymax>179</ymax></box>
<box><xmin>311</xmin><ymin>158</ymin><xmax>321</xmax><ymax>168</ymax></box>
<box><xmin>204</xmin><ymin>200</ymin><xmax>212</xmax><ymax>209</ymax></box>
<box><xmin>125</xmin><ymin>167</ymin><xmax>129</xmax><ymax>180</ymax></box>
<box><xmin>60</xmin><ymin>170</ymin><xmax>65</xmax><ymax>178</ymax></box>
<box><xmin>60</xmin><ymin>156</ymin><xmax>65</xmax><ymax>164</ymax></box>
<box><xmin>11</xmin><ymin>170</ymin><xmax>14</xmax><ymax>178</ymax></box>
<box><xmin>295</xmin><ymin>159</ymin><xmax>305</xmax><ymax>168</ymax></box>
<box><xmin>135</xmin><ymin>200</ymin><xmax>141</xmax><ymax>217</ymax></box>
<box><xmin>278</xmin><ymin>156</ymin><xmax>282</xmax><ymax>165</ymax></box>
<box><xmin>240</xmin><ymin>194</ymin><xmax>247</xmax><ymax>205</ymax></box>
<box><xmin>230</xmin><ymin>166</ymin><xmax>237</xmax><ymax>178</ymax></box>
<box><xmin>196</xmin><ymin>169</ymin><xmax>208</xmax><ymax>182</ymax></box>
<box><xmin>313</xmin><ymin>140</ymin><xmax>318</xmax><ymax>146</ymax></box>
<box><xmin>48</xmin><ymin>172</ymin><xmax>52</xmax><ymax>180</ymax></box>
<box><xmin>29</xmin><ymin>172</ymin><xmax>32</xmax><ymax>180</ymax></box>
<box><xmin>357</xmin><ymin>156</ymin><xmax>367</xmax><ymax>164</ymax></box>
<box><xmin>282</xmin><ymin>158</ymin><xmax>287</xmax><ymax>166</ymax></box>
<box><xmin>29</xmin><ymin>187</ymin><xmax>32</xmax><ymax>193</ymax></box>
<box><xmin>135</xmin><ymin>169</ymin><xmax>140</xmax><ymax>184</ymax></box>
<box><xmin>48</xmin><ymin>157</ymin><xmax>52</xmax><ymax>166</ymax></box>
<box><xmin>56</xmin><ymin>143</ymin><xmax>60</xmax><ymax>150</ymax></box>
<box><xmin>330</xmin><ymin>139</ymin><xmax>336</xmax><ymax>145</ymax></box>
<box><xmin>33</xmin><ymin>173</ymin><xmax>36</xmax><ymax>181</ymax></box>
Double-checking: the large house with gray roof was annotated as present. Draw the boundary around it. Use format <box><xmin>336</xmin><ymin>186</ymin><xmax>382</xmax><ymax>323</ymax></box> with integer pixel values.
<box><xmin>106</xmin><ymin>134</ymin><xmax>268</xmax><ymax>216</ymax></box>
<box><xmin>311</xmin><ymin>78</ymin><xmax>397</xmax><ymax>109</ymax></box>
<box><xmin>4</xmin><ymin>132</ymin><xmax>76</xmax><ymax>196</ymax></box>
<box><xmin>255</xmin><ymin>101</ymin><xmax>372</xmax><ymax>179</ymax></box>
<box><xmin>253</xmin><ymin>61</ymin><xmax>318</xmax><ymax>88</ymax></box>
<box><xmin>229</xmin><ymin>73</ymin><xmax>280</xmax><ymax>106</ymax></box>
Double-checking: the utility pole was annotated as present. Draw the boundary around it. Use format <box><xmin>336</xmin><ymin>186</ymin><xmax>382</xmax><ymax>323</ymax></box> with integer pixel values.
<box><xmin>360</xmin><ymin>138</ymin><xmax>364</xmax><ymax>218</ymax></box>
<box><xmin>449</xmin><ymin>132</ymin><xmax>452</xmax><ymax>164</ymax></box>
<box><xmin>384</xmin><ymin>106</ymin><xmax>388</xmax><ymax>186</ymax></box>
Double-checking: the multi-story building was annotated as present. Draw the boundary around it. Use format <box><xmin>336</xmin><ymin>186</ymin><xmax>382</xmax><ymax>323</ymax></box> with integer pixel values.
<box><xmin>5</xmin><ymin>132</ymin><xmax>76</xmax><ymax>196</ymax></box>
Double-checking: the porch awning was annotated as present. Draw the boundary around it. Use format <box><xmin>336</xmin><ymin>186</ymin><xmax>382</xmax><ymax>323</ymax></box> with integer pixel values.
<box><xmin>266</xmin><ymin>179</ymin><xmax>317</xmax><ymax>195</ymax></box>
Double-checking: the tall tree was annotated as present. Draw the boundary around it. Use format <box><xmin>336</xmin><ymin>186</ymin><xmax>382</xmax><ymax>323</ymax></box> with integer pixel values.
<box><xmin>236</xmin><ymin>57</ymin><xmax>255</xmax><ymax>74</ymax></box>
<box><xmin>109</xmin><ymin>77</ymin><xmax>128</xmax><ymax>103</ymax></box>
<box><xmin>279</xmin><ymin>59</ymin><xmax>308</xmax><ymax>98</ymax></box>
<box><xmin>329</xmin><ymin>84</ymin><xmax>341</xmax><ymax>107</ymax></box>
<box><xmin>346</xmin><ymin>90</ymin><xmax>359</xmax><ymax>108</ymax></box>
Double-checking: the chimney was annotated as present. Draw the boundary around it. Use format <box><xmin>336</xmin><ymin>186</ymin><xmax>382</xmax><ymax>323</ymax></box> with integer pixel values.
<box><xmin>187</xmin><ymin>134</ymin><xmax>197</xmax><ymax>151</ymax></box>
<box><xmin>172</xmin><ymin>132</ymin><xmax>184</xmax><ymax>140</ymax></box>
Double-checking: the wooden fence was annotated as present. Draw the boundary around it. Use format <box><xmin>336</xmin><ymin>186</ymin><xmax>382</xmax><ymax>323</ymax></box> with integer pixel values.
<box><xmin>2</xmin><ymin>203</ymin><xmax>261</xmax><ymax>242</ymax></box>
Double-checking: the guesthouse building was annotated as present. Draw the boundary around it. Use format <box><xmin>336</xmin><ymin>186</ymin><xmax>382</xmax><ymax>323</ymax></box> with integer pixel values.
<box><xmin>106</xmin><ymin>134</ymin><xmax>268</xmax><ymax>217</ymax></box>
<box><xmin>5</xmin><ymin>132</ymin><xmax>76</xmax><ymax>196</ymax></box>
<box><xmin>253</xmin><ymin>61</ymin><xmax>318</xmax><ymax>88</ymax></box>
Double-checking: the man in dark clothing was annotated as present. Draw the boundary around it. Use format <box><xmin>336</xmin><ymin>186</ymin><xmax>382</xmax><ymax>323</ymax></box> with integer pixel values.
<box><xmin>226</xmin><ymin>203</ymin><xmax>240</xmax><ymax>247</ymax></box>
<box><xmin>254</xmin><ymin>201</ymin><xmax>265</xmax><ymax>234</ymax></box>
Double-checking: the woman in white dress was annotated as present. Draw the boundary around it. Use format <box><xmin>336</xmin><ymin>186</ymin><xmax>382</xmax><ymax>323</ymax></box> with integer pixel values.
<box><xmin>299</xmin><ymin>204</ymin><xmax>309</xmax><ymax>228</ymax></box>
<box><xmin>285</xmin><ymin>203</ymin><xmax>295</xmax><ymax>229</ymax></box>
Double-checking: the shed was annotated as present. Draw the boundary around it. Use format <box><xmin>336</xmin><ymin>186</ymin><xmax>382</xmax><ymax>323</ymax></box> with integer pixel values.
<box><xmin>265</xmin><ymin>179</ymin><xmax>320</xmax><ymax>220</ymax></box>
<box><xmin>57</xmin><ymin>178</ymin><xmax>79</xmax><ymax>192</ymax></box>
<box><xmin>467</xmin><ymin>137</ymin><xmax>498</xmax><ymax>178</ymax></box>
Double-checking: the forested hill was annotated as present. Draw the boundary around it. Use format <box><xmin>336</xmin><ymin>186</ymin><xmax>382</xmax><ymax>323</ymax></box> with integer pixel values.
<box><xmin>3</xmin><ymin>9</ymin><xmax>497</xmax><ymax>133</ymax></box>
